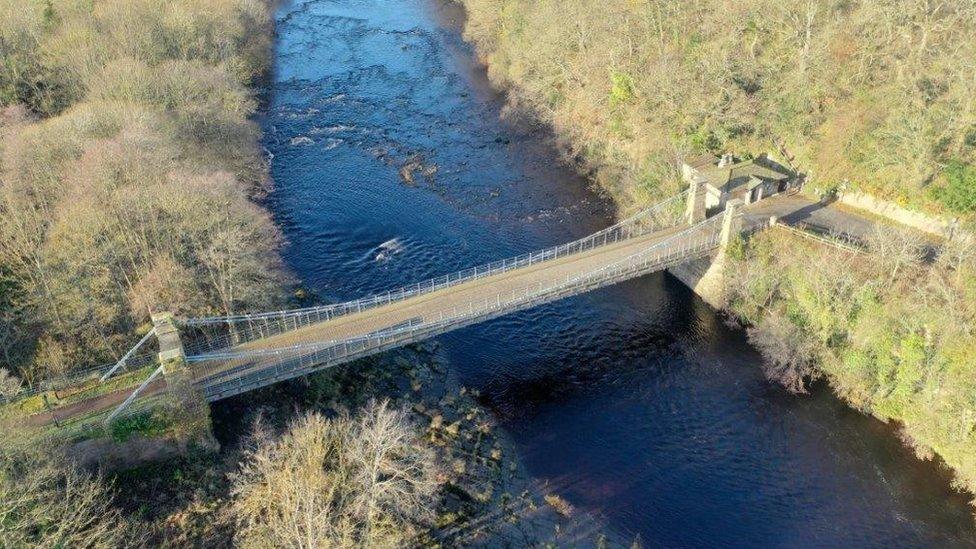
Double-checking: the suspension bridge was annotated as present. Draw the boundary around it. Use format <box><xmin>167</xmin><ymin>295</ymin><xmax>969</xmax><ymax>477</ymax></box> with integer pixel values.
<box><xmin>172</xmin><ymin>192</ymin><xmax>768</xmax><ymax>402</ymax></box>
<box><xmin>21</xmin><ymin>191</ymin><xmax>776</xmax><ymax>425</ymax></box>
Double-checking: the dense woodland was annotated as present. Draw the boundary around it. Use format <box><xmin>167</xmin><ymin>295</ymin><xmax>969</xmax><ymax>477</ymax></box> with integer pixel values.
<box><xmin>726</xmin><ymin>228</ymin><xmax>976</xmax><ymax>496</ymax></box>
<box><xmin>460</xmin><ymin>0</ymin><xmax>976</xmax><ymax>219</ymax></box>
<box><xmin>0</xmin><ymin>0</ymin><xmax>285</xmax><ymax>388</ymax></box>
<box><xmin>459</xmin><ymin>0</ymin><xmax>976</xmax><ymax>502</ymax></box>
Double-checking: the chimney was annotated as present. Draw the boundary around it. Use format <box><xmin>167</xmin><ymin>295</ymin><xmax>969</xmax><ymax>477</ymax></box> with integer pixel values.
<box><xmin>718</xmin><ymin>153</ymin><xmax>735</xmax><ymax>168</ymax></box>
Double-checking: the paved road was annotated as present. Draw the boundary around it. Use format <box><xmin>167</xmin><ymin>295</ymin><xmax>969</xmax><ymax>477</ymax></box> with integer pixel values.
<box><xmin>748</xmin><ymin>193</ymin><xmax>941</xmax><ymax>259</ymax></box>
<box><xmin>747</xmin><ymin>194</ymin><xmax>881</xmax><ymax>240</ymax></box>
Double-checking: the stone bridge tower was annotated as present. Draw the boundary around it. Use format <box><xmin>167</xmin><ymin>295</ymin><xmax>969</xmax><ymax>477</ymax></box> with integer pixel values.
<box><xmin>152</xmin><ymin>312</ymin><xmax>217</xmax><ymax>448</ymax></box>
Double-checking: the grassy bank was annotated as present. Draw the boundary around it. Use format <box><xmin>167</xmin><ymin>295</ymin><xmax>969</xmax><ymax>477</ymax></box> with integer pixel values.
<box><xmin>0</xmin><ymin>0</ymin><xmax>285</xmax><ymax>390</ymax></box>
<box><xmin>459</xmin><ymin>0</ymin><xmax>976</xmax><ymax>221</ymax></box>
<box><xmin>725</xmin><ymin>229</ymin><xmax>976</xmax><ymax>497</ymax></box>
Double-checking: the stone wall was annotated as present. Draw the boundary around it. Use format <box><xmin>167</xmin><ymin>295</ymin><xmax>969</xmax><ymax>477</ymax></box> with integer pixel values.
<box><xmin>668</xmin><ymin>254</ymin><xmax>728</xmax><ymax>310</ymax></box>
<box><xmin>668</xmin><ymin>199</ymin><xmax>745</xmax><ymax>310</ymax></box>
<box><xmin>837</xmin><ymin>191</ymin><xmax>972</xmax><ymax>242</ymax></box>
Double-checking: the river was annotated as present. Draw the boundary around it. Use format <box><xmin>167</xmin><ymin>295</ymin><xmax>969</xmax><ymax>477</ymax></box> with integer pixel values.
<box><xmin>245</xmin><ymin>0</ymin><xmax>976</xmax><ymax>545</ymax></box>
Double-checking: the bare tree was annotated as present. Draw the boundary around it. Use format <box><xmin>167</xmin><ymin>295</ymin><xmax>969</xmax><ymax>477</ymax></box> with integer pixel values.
<box><xmin>867</xmin><ymin>224</ymin><xmax>926</xmax><ymax>284</ymax></box>
<box><xmin>230</xmin><ymin>400</ymin><xmax>440</xmax><ymax>548</ymax></box>
<box><xmin>936</xmin><ymin>237</ymin><xmax>976</xmax><ymax>281</ymax></box>
<box><xmin>0</xmin><ymin>436</ymin><xmax>138</xmax><ymax>548</ymax></box>
<box><xmin>747</xmin><ymin>311</ymin><xmax>820</xmax><ymax>393</ymax></box>
<box><xmin>348</xmin><ymin>400</ymin><xmax>440</xmax><ymax>547</ymax></box>
<box><xmin>0</xmin><ymin>366</ymin><xmax>20</xmax><ymax>399</ymax></box>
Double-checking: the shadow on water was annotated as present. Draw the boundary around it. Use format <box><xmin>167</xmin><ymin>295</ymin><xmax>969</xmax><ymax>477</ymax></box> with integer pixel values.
<box><xmin>235</xmin><ymin>0</ymin><xmax>976</xmax><ymax>545</ymax></box>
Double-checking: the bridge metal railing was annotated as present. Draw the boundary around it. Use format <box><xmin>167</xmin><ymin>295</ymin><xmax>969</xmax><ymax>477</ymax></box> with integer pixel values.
<box><xmin>188</xmin><ymin>213</ymin><xmax>731</xmax><ymax>402</ymax></box>
<box><xmin>0</xmin><ymin>347</ymin><xmax>158</xmax><ymax>406</ymax></box>
<box><xmin>774</xmin><ymin>221</ymin><xmax>867</xmax><ymax>253</ymax></box>
<box><xmin>177</xmin><ymin>192</ymin><xmax>688</xmax><ymax>357</ymax></box>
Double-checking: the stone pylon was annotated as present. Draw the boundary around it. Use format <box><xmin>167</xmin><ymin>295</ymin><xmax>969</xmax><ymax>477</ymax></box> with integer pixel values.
<box><xmin>685</xmin><ymin>178</ymin><xmax>708</xmax><ymax>225</ymax></box>
<box><xmin>668</xmin><ymin>199</ymin><xmax>744</xmax><ymax>310</ymax></box>
<box><xmin>719</xmin><ymin>198</ymin><xmax>744</xmax><ymax>248</ymax></box>
<box><xmin>151</xmin><ymin>312</ymin><xmax>217</xmax><ymax>449</ymax></box>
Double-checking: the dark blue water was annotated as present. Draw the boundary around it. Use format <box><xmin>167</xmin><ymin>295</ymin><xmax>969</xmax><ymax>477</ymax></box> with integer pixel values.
<box><xmin>260</xmin><ymin>0</ymin><xmax>976</xmax><ymax>545</ymax></box>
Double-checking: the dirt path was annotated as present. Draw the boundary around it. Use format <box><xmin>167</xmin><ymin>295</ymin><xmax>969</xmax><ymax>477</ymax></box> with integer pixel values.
<box><xmin>22</xmin><ymin>379</ymin><xmax>168</xmax><ymax>428</ymax></box>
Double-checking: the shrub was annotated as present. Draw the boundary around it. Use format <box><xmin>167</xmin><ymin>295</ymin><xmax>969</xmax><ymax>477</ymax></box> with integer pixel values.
<box><xmin>0</xmin><ymin>367</ymin><xmax>20</xmax><ymax>399</ymax></box>
<box><xmin>0</xmin><ymin>1</ymin><xmax>55</xmax><ymax>112</ymax></box>
<box><xmin>609</xmin><ymin>71</ymin><xmax>635</xmax><ymax>108</ymax></box>
<box><xmin>0</xmin><ymin>434</ymin><xmax>141</xmax><ymax>546</ymax></box>
<box><xmin>933</xmin><ymin>161</ymin><xmax>976</xmax><ymax>214</ymax></box>
<box><xmin>109</xmin><ymin>408</ymin><xmax>173</xmax><ymax>442</ymax></box>
<box><xmin>747</xmin><ymin>311</ymin><xmax>820</xmax><ymax>393</ymax></box>
<box><xmin>231</xmin><ymin>401</ymin><xmax>441</xmax><ymax>548</ymax></box>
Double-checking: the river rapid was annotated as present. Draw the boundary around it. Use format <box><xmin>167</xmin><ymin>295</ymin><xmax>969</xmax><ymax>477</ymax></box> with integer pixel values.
<box><xmin>243</xmin><ymin>0</ymin><xmax>976</xmax><ymax>545</ymax></box>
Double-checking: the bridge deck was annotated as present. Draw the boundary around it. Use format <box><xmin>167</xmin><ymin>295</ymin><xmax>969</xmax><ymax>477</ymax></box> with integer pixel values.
<box><xmin>30</xmin><ymin>192</ymin><xmax>902</xmax><ymax>421</ymax></box>
<box><xmin>191</xmin><ymin>222</ymin><xmax>701</xmax><ymax>395</ymax></box>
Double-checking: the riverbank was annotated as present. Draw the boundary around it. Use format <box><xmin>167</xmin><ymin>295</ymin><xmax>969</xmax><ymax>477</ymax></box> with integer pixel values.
<box><xmin>112</xmin><ymin>346</ymin><xmax>628</xmax><ymax>545</ymax></box>
<box><xmin>0</xmin><ymin>0</ymin><xmax>286</xmax><ymax>391</ymax></box>
<box><xmin>456</xmin><ymin>0</ymin><xmax>976</xmax><ymax>511</ymax></box>
<box><xmin>724</xmin><ymin>227</ymin><xmax>976</xmax><ymax>500</ymax></box>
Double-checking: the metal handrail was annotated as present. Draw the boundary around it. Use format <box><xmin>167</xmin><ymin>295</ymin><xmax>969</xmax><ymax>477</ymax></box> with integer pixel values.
<box><xmin>182</xmin><ymin>192</ymin><xmax>687</xmax><ymax>325</ymax></box>
<box><xmin>774</xmin><ymin>222</ymin><xmax>866</xmax><ymax>254</ymax></box>
<box><xmin>190</xmin><ymin>216</ymin><xmax>718</xmax><ymax>363</ymax></box>
<box><xmin>191</xmin><ymin>215</ymin><xmax>730</xmax><ymax>400</ymax></box>
<box><xmin>178</xmin><ymin>192</ymin><xmax>688</xmax><ymax>356</ymax></box>
<box><xmin>0</xmin><ymin>349</ymin><xmax>158</xmax><ymax>405</ymax></box>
